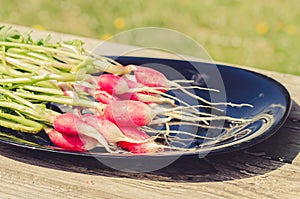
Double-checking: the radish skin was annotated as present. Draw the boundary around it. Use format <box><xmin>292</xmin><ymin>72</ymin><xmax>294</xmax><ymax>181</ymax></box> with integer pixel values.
<box><xmin>103</xmin><ymin>100</ymin><xmax>153</xmax><ymax>127</ymax></box>
<box><xmin>118</xmin><ymin>142</ymin><xmax>160</xmax><ymax>153</ymax></box>
<box><xmin>53</xmin><ymin>113</ymin><xmax>81</xmax><ymax>136</ymax></box>
<box><xmin>97</xmin><ymin>74</ymin><xmax>129</xmax><ymax>95</ymax></box>
<box><xmin>82</xmin><ymin>114</ymin><xmax>129</xmax><ymax>143</ymax></box>
<box><xmin>119</xmin><ymin>127</ymin><xmax>150</xmax><ymax>140</ymax></box>
<box><xmin>82</xmin><ymin>114</ymin><xmax>153</xmax><ymax>146</ymax></box>
<box><xmin>133</xmin><ymin>66</ymin><xmax>169</xmax><ymax>92</ymax></box>
<box><xmin>47</xmin><ymin>129</ymin><xmax>98</xmax><ymax>152</ymax></box>
<box><xmin>53</xmin><ymin>113</ymin><xmax>113</xmax><ymax>152</ymax></box>
<box><xmin>94</xmin><ymin>89</ymin><xmax>120</xmax><ymax>104</ymax></box>
<box><xmin>97</xmin><ymin>74</ymin><xmax>174</xmax><ymax>105</ymax></box>
<box><xmin>118</xmin><ymin>127</ymin><xmax>161</xmax><ymax>153</ymax></box>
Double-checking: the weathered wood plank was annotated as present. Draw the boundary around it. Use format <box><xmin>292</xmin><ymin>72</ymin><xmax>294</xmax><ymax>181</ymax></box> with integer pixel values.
<box><xmin>0</xmin><ymin>146</ymin><xmax>300</xmax><ymax>199</ymax></box>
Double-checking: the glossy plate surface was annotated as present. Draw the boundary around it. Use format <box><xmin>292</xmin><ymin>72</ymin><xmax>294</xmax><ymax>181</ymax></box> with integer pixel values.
<box><xmin>0</xmin><ymin>56</ymin><xmax>292</xmax><ymax>159</ymax></box>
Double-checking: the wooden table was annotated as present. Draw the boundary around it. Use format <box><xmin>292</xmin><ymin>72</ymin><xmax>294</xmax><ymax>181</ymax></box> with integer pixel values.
<box><xmin>0</xmin><ymin>24</ymin><xmax>299</xmax><ymax>199</ymax></box>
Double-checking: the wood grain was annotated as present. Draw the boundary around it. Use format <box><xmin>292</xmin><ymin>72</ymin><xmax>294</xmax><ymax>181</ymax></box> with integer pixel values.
<box><xmin>0</xmin><ymin>146</ymin><xmax>300</xmax><ymax>199</ymax></box>
<box><xmin>0</xmin><ymin>23</ymin><xmax>299</xmax><ymax>199</ymax></box>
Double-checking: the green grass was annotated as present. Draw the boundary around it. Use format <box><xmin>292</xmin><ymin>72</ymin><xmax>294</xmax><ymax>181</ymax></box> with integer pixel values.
<box><xmin>0</xmin><ymin>0</ymin><xmax>299</xmax><ymax>75</ymax></box>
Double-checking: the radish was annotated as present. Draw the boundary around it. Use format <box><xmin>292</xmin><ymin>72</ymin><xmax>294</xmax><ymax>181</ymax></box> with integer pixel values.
<box><xmin>131</xmin><ymin>65</ymin><xmax>254</xmax><ymax>108</ymax></box>
<box><xmin>52</xmin><ymin>113</ymin><xmax>156</xmax><ymax>152</ymax></box>
<box><xmin>94</xmin><ymin>89</ymin><xmax>120</xmax><ymax>104</ymax></box>
<box><xmin>119</xmin><ymin>127</ymin><xmax>150</xmax><ymax>140</ymax></box>
<box><xmin>97</xmin><ymin>74</ymin><xmax>175</xmax><ymax>105</ymax></box>
<box><xmin>81</xmin><ymin>114</ymin><xmax>152</xmax><ymax>144</ymax></box>
<box><xmin>46</xmin><ymin>129</ymin><xmax>98</xmax><ymax>152</ymax></box>
<box><xmin>103</xmin><ymin>100</ymin><xmax>249</xmax><ymax>128</ymax></box>
<box><xmin>81</xmin><ymin>114</ymin><xmax>162</xmax><ymax>153</ymax></box>
<box><xmin>103</xmin><ymin>100</ymin><xmax>153</xmax><ymax>127</ymax></box>
<box><xmin>98</xmin><ymin>87</ymin><xmax>173</xmax><ymax>105</ymax></box>
<box><xmin>117</xmin><ymin>141</ymin><xmax>160</xmax><ymax>153</ymax></box>
<box><xmin>82</xmin><ymin>114</ymin><xmax>131</xmax><ymax>143</ymax></box>
<box><xmin>97</xmin><ymin>74</ymin><xmax>145</xmax><ymax>97</ymax></box>
<box><xmin>102</xmin><ymin>100</ymin><xmax>187</xmax><ymax>127</ymax></box>
<box><xmin>53</xmin><ymin>113</ymin><xmax>113</xmax><ymax>152</ymax></box>
<box><xmin>118</xmin><ymin>127</ymin><xmax>161</xmax><ymax>153</ymax></box>
<box><xmin>53</xmin><ymin>113</ymin><xmax>81</xmax><ymax>136</ymax></box>
<box><xmin>84</xmin><ymin>114</ymin><xmax>159</xmax><ymax>153</ymax></box>
<box><xmin>127</xmin><ymin>92</ymin><xmax>174</xmax><ymax>105</ymax></box>
<box><xmin>133</xmin><ymin>66</ymin><xmax>169</xmax><ymax>92</ymax></box>
<box><xmin>97</xmin><ymin>74</ymin><xmax>129</xmax><ymax>95</ymax></box>
<box><xmin>96</xmin><ymin>71</ymin><xmax>229</xmax><ymax>111</ymax></box>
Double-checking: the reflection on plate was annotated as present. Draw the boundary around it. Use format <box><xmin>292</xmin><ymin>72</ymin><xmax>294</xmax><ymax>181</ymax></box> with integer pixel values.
<box><xmin>0</xmin><ymin>56</ymin><xmax>291</xmax><ymax>159</ymax></box>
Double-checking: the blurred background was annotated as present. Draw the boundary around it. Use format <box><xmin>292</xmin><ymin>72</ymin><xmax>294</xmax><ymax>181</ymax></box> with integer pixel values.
<box><xmin>0</xmin><ymin>0</ymin><xmax>299</xmax><ymax>75</ymax></box>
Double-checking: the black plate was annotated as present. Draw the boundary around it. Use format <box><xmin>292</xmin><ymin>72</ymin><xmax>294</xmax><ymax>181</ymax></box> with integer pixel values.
<box><xmin>0</xmin><ymin>56</ymin><xmax>292</xmax><ymax>160</ymax></box>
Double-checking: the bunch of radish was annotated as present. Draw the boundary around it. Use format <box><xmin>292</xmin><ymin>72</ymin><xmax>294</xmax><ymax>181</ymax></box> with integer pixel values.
<box><xmin>46</xmin><ymin>65</ymin><xmax>252</xmax><ymax>153</ymax></box>
<box><xmin>0</xmin><ymin>26</ymin><xmax>253</xmax><ymax>154</ymax></box>
<box><xmin>48</xmin><ymin>112</ymin><xmax>161</xmax><ymax>153</ymax></box>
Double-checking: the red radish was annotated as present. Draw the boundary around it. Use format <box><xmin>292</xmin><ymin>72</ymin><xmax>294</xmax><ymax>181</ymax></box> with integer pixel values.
<box><xmin>47</xmin><ymin>129</ymin><xmax>98</xmax><ymax>152</ymax></box>
<box><xmin>53</xmin><ymin>113</ymin><xmax>81</xmax><ymax>136</ymax></box>
<box><xmin>94</xmin><ymin>88</ymin><xmax>139</xmax><ymax>105</ymax></box>
<box><xmin>96</xmin><ymin>84</ymin><xmax>173</xmax><ymax>105</ymax></box>
<box><xmin>127</xmin><ymin>92</ymin><xmax>174</xmax><ymax>105</ymax></box>
<box><xmin>82</xmin><ymin>114</ymin><xmax>153</xmax><ymax>145</ymax></box>
<box><xmin>94</xmin><ymin>86</ymin><xmax>164</xmax><ymax>105</ymax></box>
<box><xmin>97</xmin><ymin>73</ymin><xmax>249</xmax><ymax>109</ymax></box>
<box><xmin>97</xmin><ymin>74</ymin><xmax>176</xmax><ymax>105</ymax></box>
<box><xmin>103</xmin><ymin>100</ymin><xmax>153</xmax><ymax>127</ymax></box>
<box><xmin>122</xmin><ymin>75</ymin><xmax>144</xmax><ymax>89</ymax></box>
<box><xmin>96</xmin><ymin>74</ymin><xmax>135</xmax><ymax>102</ymax></box>
<box><xmin>94</xmin><ymin>89</ymin><xmax>120</xmax><ymax>104</ymax></box>
<box><xmin>118</xmin><ymin>127</ymin><xmax>161</xmax><ymax>153</ymax></box>
<box><xmin>103</xmin><ymin>100</ymin><xmax>217</xmax><ymax>127</ymax></box>
<box><xmin>117</xmin><ymin>92</ymin><xmax>150</xmax><ymax>104</ymax></box>
<box><xmin>53</xmin><ymin>113</ymin><xmax>112</xmax><ymax>152</ymax></box>
<box><xmin>119</xmin><ymin>127</ymin><xmax>150</xmax><ymax>140</ymax></box>
<box><xmin>117</xmin><ymin>92</ymin><xmax>139</xmax><ymax>101</ymax></box>
<box><xmin>118</xmin><ymin>142</ymin><xmax>160</xmax><ymax>153</ymax></box>
<box><xmin>53</xmin><ymin>113</ymin><xmax>152</xmax><ymax>153</ymax></box>
<box><xmin>97</xmin><ymin>74</ymin><xmax>129</xmax><ymax>95</ymax></box>
<box><xmin>82</xmin><ymin>114</ymin><xmax>132</xmax><ymax>143</ymax></box>
<box><xmin>132</xmin><ymin>66</ymin><xmax>239</xmax><ymax>108</ymax></box>
<box><xmin>97</xmin><ymin>74</ymin><xmax>119</xmax><ymax>94</ymax></box>
<box><xmin>97</xmin><ymin>74</ymin><xmax>150</xmax><ymax>96</ymax></box>
<box><xmin>133</xmin><ymin>66</ymin><xmax>169</xmax><ymax>92</ymax></box>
